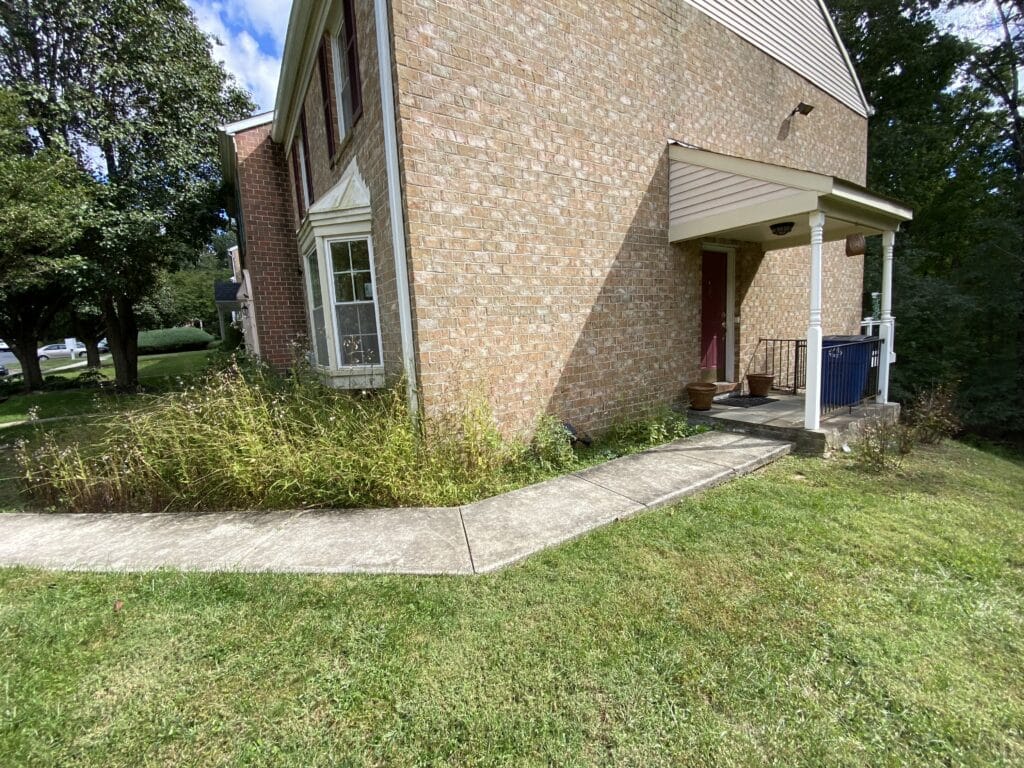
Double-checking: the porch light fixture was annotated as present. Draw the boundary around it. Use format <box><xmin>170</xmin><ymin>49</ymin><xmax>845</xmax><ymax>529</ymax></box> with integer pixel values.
<box><xmin>770</xmin><ymin>221</ymin><xmax>795</xmax><ymax>236</ymax></box>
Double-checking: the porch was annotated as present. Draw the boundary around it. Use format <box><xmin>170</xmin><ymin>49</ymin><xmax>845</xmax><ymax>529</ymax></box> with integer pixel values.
<box><xmin>684</xmin><ymin>393</ymin><xmax>900</xmax><ymax>456</ymax></box>
<box><xmin>668</xmin><ymin>141</ymin><xmax>914</xmax><ymax>438</ymax></box>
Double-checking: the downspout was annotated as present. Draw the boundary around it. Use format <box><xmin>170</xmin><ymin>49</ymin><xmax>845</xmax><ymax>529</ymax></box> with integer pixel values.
<box><xmin>374</xmin><ymin>0</ymin><xmax>419</xmax><ymax>419</ymax></box>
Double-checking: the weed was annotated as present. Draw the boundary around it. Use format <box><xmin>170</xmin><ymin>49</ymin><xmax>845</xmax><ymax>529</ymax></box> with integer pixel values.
<box><xmin>906</xmin><ymin>381</ymin><xmax>961</xmax><ymax>444</ymax></box>
<box><xmin>854</xmin><ymin>416</ymin><xmax>916</xmax><ymax>472</ymax></box>
<box><xmin>18</xmin><ymin>365</ymin><xmax>708</xmax><ymax>512</ymax></box>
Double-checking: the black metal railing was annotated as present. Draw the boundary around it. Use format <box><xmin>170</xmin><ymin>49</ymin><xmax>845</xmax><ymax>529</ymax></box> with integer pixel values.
<box><xmin>820</xmin><ymin>336</ymin><xmax>882</xmax><ymax>417</ymax></box>
<box><xmin>754</xmin><ymin>338</ymin><xmax>807</xmax><ymax>394</ymax></box>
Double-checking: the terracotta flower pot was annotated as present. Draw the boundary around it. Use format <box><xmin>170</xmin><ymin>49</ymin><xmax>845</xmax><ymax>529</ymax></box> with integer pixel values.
<box><xmin>686</xmin><ymin>382</ymin><xmax>717</xmax><ymax>411</ymax></box>
<box><xmin>746</xmin><ymin>373</ymin><xmax>774</xmax><ymax>397</ymax></box>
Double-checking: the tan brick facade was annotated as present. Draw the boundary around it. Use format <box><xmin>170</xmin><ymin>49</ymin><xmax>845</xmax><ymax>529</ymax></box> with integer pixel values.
<box><xmin>283</xmin><ymin>2</ymin><xmax>405</xmax><ymax>381</ymax></box>
<box><xmin>390</xmin><ymin>0</ymin><xmax>867</xmax><ymax>432</ymax></box>
<box><xmin>230</xmin><ymin>0</ymin><xmax>870</xmax><ymax>435</ymax></box>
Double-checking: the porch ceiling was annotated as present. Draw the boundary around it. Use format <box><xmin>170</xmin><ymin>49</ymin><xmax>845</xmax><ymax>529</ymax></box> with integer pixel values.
<box><xmin>668</xmin><ymin>142</ymin><xmax>913</xmax><ymax>250</ymax></box>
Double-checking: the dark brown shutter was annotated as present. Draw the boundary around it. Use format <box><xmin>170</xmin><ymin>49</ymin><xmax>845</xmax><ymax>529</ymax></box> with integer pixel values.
<box><xmin>342</xmin><ymin>0</ymin><xmax>362</xmax><ymax>123</ymax></box>
<box><xmin>300</xmin><ymin>108</ymin><xmax>314</xmax><ymax>201</ymax></box>
<box><xmin>290</xmin><ymin>146</ymin><xmax>305</xmax><ymax>220</ymax></box>
<box><xmin>317</xmin><ymin>37</ymin><xmax>336</xmax><ymax>156</ymax></box>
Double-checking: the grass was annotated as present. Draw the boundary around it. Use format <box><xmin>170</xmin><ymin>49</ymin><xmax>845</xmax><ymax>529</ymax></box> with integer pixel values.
<box><xmin>0</xmin><ymin>350</ymin><xmax>214</xmax><ymax>513</ymax></box>
<box><xmin>16</xmin><ymin>362</ymin><xmax>705</xmax><ymax>512</ymax></box>
<box><xmin>0</xmin><ymin>440</ymin><xmax>1021</xmax><ymax>766</ymax></box>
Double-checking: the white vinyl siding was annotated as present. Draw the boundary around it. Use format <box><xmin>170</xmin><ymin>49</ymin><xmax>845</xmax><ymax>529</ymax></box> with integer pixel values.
<box><xmin>681</xmin><ymin>0</ymin><xmax>868</xmax><ymax>116</ymax></box>
<box><xmin>670</xmin><ymin>161</ymin><xmax>803</xmax><ymax>225</ymax></box>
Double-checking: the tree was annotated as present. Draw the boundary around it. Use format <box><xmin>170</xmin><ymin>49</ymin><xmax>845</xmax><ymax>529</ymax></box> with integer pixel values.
<box><xmin>0</xmin><ymin>0</ymin><xmax>253</xmax><ymax>389</ymax></box>
<box><xmin>0</xmin><ymin>89</ymin><xmax>92</xmax><ymax>389</ymax></box>
<box><xmin>830</xmin><ymin>0</ymin><xmax>1024</xmax><ymax>435</ymax></box>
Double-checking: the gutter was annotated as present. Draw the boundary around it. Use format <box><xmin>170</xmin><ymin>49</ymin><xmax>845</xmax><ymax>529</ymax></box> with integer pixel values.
<box><xmin>374</xmin><ymin>0</ymin><xmax>419</xmax><ymax>418</ymax></box>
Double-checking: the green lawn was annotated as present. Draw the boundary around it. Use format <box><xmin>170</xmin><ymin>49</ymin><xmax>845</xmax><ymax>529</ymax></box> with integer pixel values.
<box><xmin>1</xmin><ymin>440</ymin><xmax>1021</xmax><ymax>766</ymax></box>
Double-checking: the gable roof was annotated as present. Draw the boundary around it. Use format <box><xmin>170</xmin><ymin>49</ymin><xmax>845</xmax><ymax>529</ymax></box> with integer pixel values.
<box><xmin>682</xmin><ymin>0</ymin><xmax>870</xmax><ymax>117</ymax></box>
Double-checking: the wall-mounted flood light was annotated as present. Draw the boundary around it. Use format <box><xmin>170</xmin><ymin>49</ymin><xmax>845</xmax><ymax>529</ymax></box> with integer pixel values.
<box><xmin>777</xmin><ymin>102</ymin><xmax>815</xmax><ymax>140</ymax></box>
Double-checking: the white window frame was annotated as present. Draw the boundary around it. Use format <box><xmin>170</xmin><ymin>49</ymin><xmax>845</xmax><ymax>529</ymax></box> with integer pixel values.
<box><xmin>329</xmin><ymin>3</ymin><xmax>358</xmax><ymax>143</ymax></box>
<box><xmin>323</xmin><ymin>235</ymin><xmax>384</xmax><ymax>369</ymax></box>
<box><xmin>296</xmin><ymin>159</ymin><xmax>382</xmax><ymax>389</ymax></box>
<box><xmin>303</xmin><ymin>246</ymin><xmax>331</xmax><ymax>368</ymax></box>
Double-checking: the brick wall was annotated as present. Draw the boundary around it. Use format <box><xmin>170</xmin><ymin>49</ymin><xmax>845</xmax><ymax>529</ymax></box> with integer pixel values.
<box><xmin>284</xmin><ymin>0</ymin><xmax>404</xmax><ymax>381</ymax></box>
<box><xmin>233</xmin><ymin>123</ymin><xmax>308</xmax><ymax>368</ymax></box>
<box><xmin>390</xmin><ymin>0</ymin><xmax>869</xmax><ymax>433</ymax></box>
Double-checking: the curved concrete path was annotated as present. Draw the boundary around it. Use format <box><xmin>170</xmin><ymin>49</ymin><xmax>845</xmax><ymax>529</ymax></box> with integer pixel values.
<box><xmin>0</xmin><ymin>431</ymin><xmax>790</xmax><ymax>575</ymax></box>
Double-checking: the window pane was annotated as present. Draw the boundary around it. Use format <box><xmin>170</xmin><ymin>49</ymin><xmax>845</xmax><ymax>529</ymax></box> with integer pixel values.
<box><xmin>307</xmin><ymin>252</ymin><xmax>322</xmax><ymax>309</ymax></box>
<box><xmin>361</xmin><ymin>333</ymin><xmax>381</xmax><ymax>364</ymax></box>
<box><xmin>336</xmin><ymin>304</ymin><xmax>359</xmax><ymax>335</ymax></box>
<box><xmin>330</xmin><ymin>240</ymin><xmax>352</xmax><ymax>272</ymax></box>
<box><xmin>334</xmin><ymin>272</ymin><xmax>355</xmax><ymax>302</ymax></box>
<box><xmin>350</xmin><ymin>240</ymin><xmax>370</xmax><ymax>271</ymax></box>
<box><xmin>356</xmin><ymin>303</ymin><xmax>377</xmax><ymax>335</ymax></box>
<box><xmin>312</xmin><ymin>307</ymin><xmax>329</xmax><ymax>366</ymax></box>
<box><xmin>354</xmin><ymin>271</ymin><xmax>373</xmax><ymax>301</ymax></box>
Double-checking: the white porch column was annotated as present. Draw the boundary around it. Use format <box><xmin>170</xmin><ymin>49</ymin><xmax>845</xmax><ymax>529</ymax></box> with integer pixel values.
<box><xmin>877</xmin><ymin>230</ymin><xmax>896</xmax><ymax>403</ymax></box>
<box><xmin>804</xmin><ymin>211</ymin><xmax>826</xmax><ymax>431</ymax></box>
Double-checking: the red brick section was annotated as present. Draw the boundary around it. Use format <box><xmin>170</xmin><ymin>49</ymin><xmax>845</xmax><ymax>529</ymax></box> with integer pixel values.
<box><xmin>390</xmin><ymin>0</ymin><xmax>869</xmax><ymax>434</ymax></box>
<box><xmin>232</xmin><ymin>123</ymin><xmax>308</xmax><ymax>368</ymax></box>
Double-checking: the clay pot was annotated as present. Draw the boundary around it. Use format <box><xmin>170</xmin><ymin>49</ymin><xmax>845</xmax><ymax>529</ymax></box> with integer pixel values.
<box><xmin>746</xmin><ymin>373</ymin><xmax>774</xmax><ymax>397</ymax></box>
<box><xmin>686</xmin><ymin>382</ymin><xmax>717</xmax><ymax>411</ymax></box>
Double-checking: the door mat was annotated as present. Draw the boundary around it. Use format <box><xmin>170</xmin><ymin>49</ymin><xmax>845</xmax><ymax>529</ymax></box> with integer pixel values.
<box><xmin>718</xmin><ymin>395</ymin><xmax>777</xmax><ymax>408</ymax></box>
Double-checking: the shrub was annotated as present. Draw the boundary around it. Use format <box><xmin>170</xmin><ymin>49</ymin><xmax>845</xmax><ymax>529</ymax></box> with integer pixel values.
<box><xmin>137</xmin><ymin>327</ymin><xmax>215</xmax><ymax>355</ymax></box>
<box><xmin>906</xmin><ymin>382</ymin><xmax>960</xmax><ymax>444</ymax></box>
<box><xmin>531</xmin><ymin>416</ymin><xmax>576</xmax><ymax>471</ymax></box>
<box><xmin>854</xmin><ymin>416</ymin><xmax>916</xmax><ymax>472</ymax></box>
<box><xmin>603</xmin><ymin>407</ymin><xmax>706</xmax><ymax>455</ymax></box>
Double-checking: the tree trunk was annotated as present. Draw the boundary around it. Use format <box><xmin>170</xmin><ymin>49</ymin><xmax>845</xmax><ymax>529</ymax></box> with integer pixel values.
<box><xmin>71</xmin><ymin>314</ymin><xmax>104</xmax><ymax>369</ymax></box>
<box><xmin>102</xmin><ymin>294</ymin><xmax>140</xmax><ymax>391</ymax></box>
<box><xmin>83</xmin><ymin>338</ymin><xmax>102</xmax><ymax>369</ymax></box>
<box><xmin>10</xmin><ymin>333</ymin><xmax>44</xmax><ymax>392</ymax></box>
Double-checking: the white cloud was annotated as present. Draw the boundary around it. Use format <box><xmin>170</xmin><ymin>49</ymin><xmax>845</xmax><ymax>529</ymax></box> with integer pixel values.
<box><xmin>187</xmin><ymin>0</ymin><xmax>289</xmax><ymax>112</ymax></box>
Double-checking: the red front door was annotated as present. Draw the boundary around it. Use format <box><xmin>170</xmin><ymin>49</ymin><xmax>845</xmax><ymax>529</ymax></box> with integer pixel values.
<box><xmin>700</xmin><ymin>252</ymin><xmax>727</xmax><ymax>378</ymax></box>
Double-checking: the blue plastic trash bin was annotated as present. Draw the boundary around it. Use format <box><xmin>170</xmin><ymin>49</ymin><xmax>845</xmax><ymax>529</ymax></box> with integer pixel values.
<box><xmin>821</xmin><ymin>335</ymin><xmax>871</xmax><ymax>407</ymax></box>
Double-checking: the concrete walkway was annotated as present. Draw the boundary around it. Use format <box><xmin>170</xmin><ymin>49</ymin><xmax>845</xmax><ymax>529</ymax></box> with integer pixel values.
<box><xmin>0</xmin><ymin>431</ymin><xmax>790</xmax><ymax>575</ymax></box>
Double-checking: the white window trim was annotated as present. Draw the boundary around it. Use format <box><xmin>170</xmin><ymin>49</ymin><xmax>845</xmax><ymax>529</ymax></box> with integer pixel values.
<box><xmin>303</xmin><ymin>246</ymin><xmax>331</xmax><ymax>369</ymax></box>
<box><xmin>328</xmin><ymin>3</ymin><xmax>355</xmax><ymax>145</ymax></box>
<box><xmin>296</xmin><ymin>159</ymin><xmax>383</xmax><ymax>389</ymax></box>
<box><xmin>323</xmin><ymin>235</ymin><xmax>385</xmax><ymax>370</ymax></box>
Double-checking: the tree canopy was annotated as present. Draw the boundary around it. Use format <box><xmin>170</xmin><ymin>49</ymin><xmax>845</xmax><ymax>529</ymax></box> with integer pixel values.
<box><xmin>0</xmin><ymin>0</ymin><xmax>253</xmax><ymax>388</ymax></box>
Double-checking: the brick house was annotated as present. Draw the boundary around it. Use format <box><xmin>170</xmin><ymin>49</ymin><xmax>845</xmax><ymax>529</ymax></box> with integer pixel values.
<box><xmin>219</xmin><ymin>0</ymin><xmax>912</xmax><ymax>435</ymax></box>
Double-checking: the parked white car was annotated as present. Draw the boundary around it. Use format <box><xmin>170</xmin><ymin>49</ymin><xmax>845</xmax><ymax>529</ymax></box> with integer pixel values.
<box><xmin>36</xmin><ymin>343</ymin><xmax>75</xmax><ymax>360</ymax></box>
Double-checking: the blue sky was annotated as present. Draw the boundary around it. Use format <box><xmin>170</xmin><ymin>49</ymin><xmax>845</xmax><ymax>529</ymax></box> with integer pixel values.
<box><xmin>187</xmin><ymin>0</ymin><xmax>290</xmax><ymax>112</ymax></box>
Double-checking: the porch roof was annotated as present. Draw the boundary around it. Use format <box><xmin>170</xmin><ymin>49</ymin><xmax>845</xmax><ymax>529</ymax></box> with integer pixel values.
<box><xmin>668</xmin><ymin>142</ymin><xmax>913</xmax><ymax>249</ymax></box>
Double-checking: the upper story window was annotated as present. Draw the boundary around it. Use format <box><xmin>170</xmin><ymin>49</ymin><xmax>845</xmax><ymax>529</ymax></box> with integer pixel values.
<box><xmin>290</xmin><ymin>109</ymin><xmax>314</xmax><ymax>223</ymax></box>
<box><xmin>331</xmin><ymin>0</ymin><xmax>362</xmax><ymax>142</ymax></box>
<box><xmin>317</xmin><ymin>37</ymin><xmax>336</xmax><ymax>158</ymax></box>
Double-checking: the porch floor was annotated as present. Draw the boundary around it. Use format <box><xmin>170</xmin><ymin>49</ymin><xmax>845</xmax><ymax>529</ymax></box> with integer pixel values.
<box><xmin>683</xmin><ymin>393</ymin><xmax>900</xmax><ymax>456</ymax></box>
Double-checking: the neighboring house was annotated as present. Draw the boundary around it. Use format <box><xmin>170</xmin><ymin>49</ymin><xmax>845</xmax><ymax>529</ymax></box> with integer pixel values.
<box><xmin>219</xmin><ymin>0</ymin><xmax>911</xmax><ymax>435</ymax></box>
<box><xmin>213</xmin><ymin>245</ymin><xmax>261</xmax><ymax>354</ymax></box>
